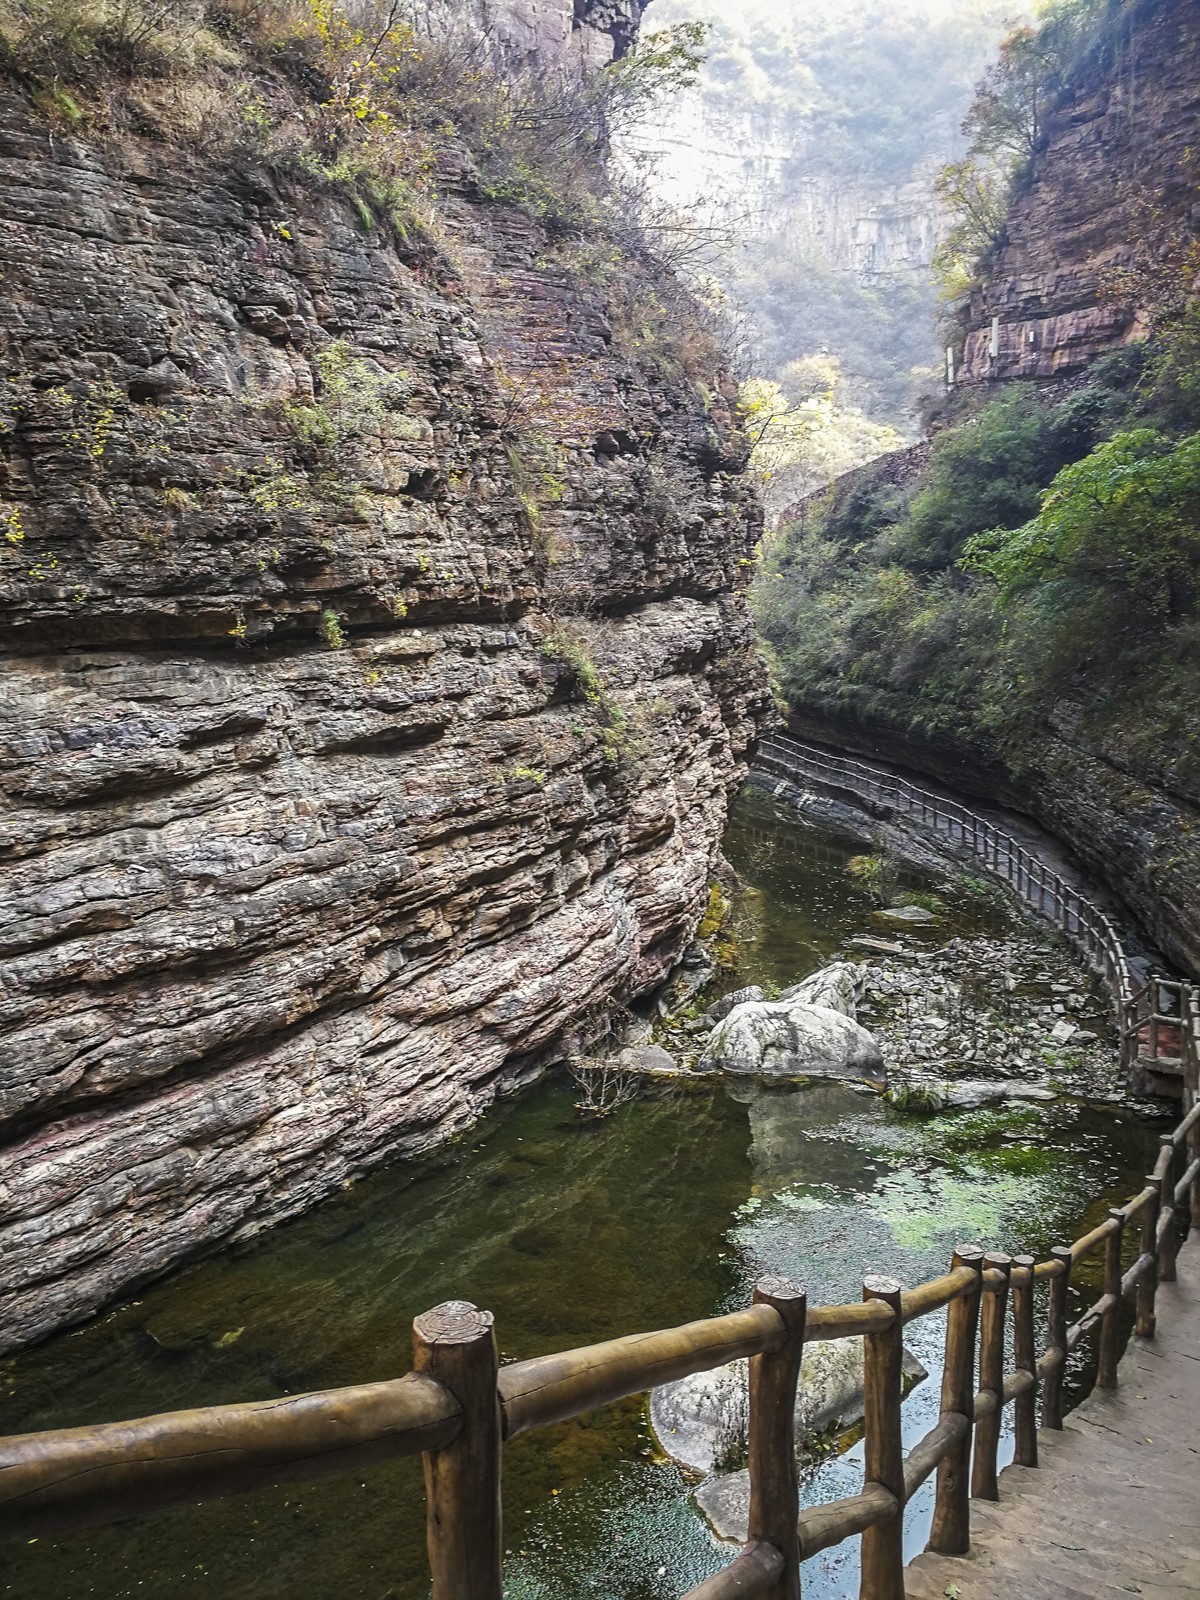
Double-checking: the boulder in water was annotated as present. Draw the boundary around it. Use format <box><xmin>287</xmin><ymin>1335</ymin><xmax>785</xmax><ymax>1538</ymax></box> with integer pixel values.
<box><xmin>698</xmin><ymin>1000</ymin><xmax>884</xmax><ymax>1084</ymax></box>
<box><xmin>650</xmin><ymin>1341</ymin><xmax>927</xmax><ymax>1477</ymax></box>
<box><xmin>777</xmin><ymin>962</ymin><xmax>864</xmax><ymax>1018</ymax></box>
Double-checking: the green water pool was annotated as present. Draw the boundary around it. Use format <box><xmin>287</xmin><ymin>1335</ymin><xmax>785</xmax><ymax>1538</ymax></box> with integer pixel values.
<box><xmin>0</xmin><ymin>789</ymin><xmax>1163</xmax><ymax>1599</ymax></box>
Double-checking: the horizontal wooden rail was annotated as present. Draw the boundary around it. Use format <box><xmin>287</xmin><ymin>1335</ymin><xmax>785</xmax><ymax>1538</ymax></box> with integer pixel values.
<box><xmin>803</xmin><ymin>1300</ymin><xmax>896</xmax><ymax>1340</ymax></box>
<box><xmin>497</xmin><ymin>1304</ymin><xmax>783</xmax><ymax>1439</ymax></box>
<box><xmin>1116</xmin><ymin>1185</ymin><xmax>1158</xmax><ymax>1221</ymax></box>
<box><xmin>900</xmin><ymin>1266</ymin><xmax>976</xmax><ymax>1323</ymax></box>
<box><xmin>681</xmin><ymin>1540</ymin><xmax>784</xmax><ymax>1599</ymax></box>
<box><xmin>902</xmin><ymin>1411</ymin><xmax>968</xmax><ymax>1498</ymax></box>
<box><xmin>1071</xmin><ymin>1215</ymin><xmax>1120</xmax><ymax>1262</ymax></box>
<box><xmin>0</xmin><ymin>1373</ymin><xmax>460</xmax><ymax>1540</ymax></box>
<box><xmin>797</xmin><ymin>1483</ymin><xmax>898</xmax><ymax>1558</ymax></box>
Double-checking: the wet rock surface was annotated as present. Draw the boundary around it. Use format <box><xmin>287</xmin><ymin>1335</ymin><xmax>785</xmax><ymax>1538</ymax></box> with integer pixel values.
<box><xmin>698</xmin><ymin>1000</ymin><xmax>884</xmax><ymax>1083</ymax></box>
<box><xmin>650</xmin><ymin>1340</ymin><xmax>927</xmax><ymax>1477</ymax></box>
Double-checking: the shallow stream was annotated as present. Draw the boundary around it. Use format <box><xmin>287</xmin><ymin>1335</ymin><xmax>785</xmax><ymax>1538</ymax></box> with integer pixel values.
<box><xmin>1</xmin><ymin>787</ymin><xmax>1164</xmax><ymax>1600</ymax></box>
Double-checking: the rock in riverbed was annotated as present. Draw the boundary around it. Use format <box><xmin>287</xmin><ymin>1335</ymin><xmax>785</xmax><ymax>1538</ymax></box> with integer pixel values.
<box><xmin>698</xmin><ymin>963</ymin><xmax>884</xmax><ymax>1084</ymax></box>
<box><xmin>652</xmin><ymin>1341</ymin><xmax>928</xmax><ymax>1542</ymax></box>
<box><xmin>651</xmin><ymin>1340</ymin><xmax>928</xmax><ymax>1474</ymax></box>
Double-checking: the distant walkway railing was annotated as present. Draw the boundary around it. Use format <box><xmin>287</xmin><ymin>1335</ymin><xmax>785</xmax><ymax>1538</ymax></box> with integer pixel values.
<box><xmin>2</xmin><ymin>1093</ymin><xmax>1199</xmax><ymax>1598</ymax></box>
<box><xmin>757</xmin><ymin>733</ymin><xmax>1188</xmax><ymax>1086</ymax></box>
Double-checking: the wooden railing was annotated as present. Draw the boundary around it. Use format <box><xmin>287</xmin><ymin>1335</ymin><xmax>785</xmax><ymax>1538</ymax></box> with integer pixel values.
<box><xmin>3</xmin><ymin>1079</ymin><xmax>1200</xmax><ymax>1597</ymax></box>
<box><xmin>756</xmin><ymin>734</ymin><xmax>1179</xmax><ymax>1079</ymax></box>
<box><xmin>4</xmin><ymin>735</ymin><xmax>1200</xmax><ymax>1595</ymax></box>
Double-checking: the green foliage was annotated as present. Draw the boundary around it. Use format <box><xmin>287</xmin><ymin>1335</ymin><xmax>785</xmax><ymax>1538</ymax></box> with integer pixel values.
<box><xmin>755</xmin><ymin>310</ymin><xmax>1200</xmax><ymax>785</ymax></box>
<box><xmin>890</xmin><ymin>389</ymin><xmax>1096</xmax><ymax>568</ymax></box>
<box><xmin>964</xmin><ymin>428</ymin><xmax>1200</xmax><ymax>621</ymax></box>
<box><xmin>739</xmin><ymin>372</ymin><xmax>902</xmax><ymax>512</ymax></box>
<box><xmin>317</xmin><ymin>606</ymin><xmax>346</xmax><ymax>649</ymax></box>
<box><xmin>846</xmin><ymin>851</ymin><xmax>898</xmax><ymax>908</ymax></box>
<box><xmin>286</xmin><ymin>340</ymin><xmax>407</xmax><ymax>460</ymax></box>
<box><xmin>696</xmin><ymin>883</ymin><xmax>731</xmax><ymax>940</ymax></box>
<box><xmin>540</xmin><ymin>624</ymin><xmax>628</xmax><ymax>764</ymax></box>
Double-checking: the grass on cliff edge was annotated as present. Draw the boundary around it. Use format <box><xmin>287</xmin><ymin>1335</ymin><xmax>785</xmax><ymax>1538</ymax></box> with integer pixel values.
<box><xmin>0</xmin><ymin>0</ymin><xmax>705</xmax><ymax>241</ymax></box>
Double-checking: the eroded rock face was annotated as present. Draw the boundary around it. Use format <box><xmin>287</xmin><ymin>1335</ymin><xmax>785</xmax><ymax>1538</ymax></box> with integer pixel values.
<box><xmin>957</xmin><ymin>0</ymin><xmax>1200</xmax><ymax>384</ymax></box>
<box><xmin>0</xmin><ymin>90</ymin><xmax>770</xmax><ymax>1351</ymax></box>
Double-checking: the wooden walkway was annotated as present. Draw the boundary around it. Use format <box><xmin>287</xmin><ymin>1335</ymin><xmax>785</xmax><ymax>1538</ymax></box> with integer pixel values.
<box><xmin>907</xmin><ymin>1241</ymin><xmax>1200</xmax><ymax>1600</ymax></box>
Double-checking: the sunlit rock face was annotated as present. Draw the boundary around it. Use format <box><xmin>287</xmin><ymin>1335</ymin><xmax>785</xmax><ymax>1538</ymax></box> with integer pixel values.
<box><xmin>420</xmin><ymin>0</ymin><xmax>648</xmax><ymax>71</ymax></box>
<box><xmin>0</xmin><ymin>63</ymin><xmax>769</xmax><ymax>1353</ymax></box>
<box><xmin>957</xmin><ymin>0</ymin><xmax>1200</xmax><ymax>384</ymax></box>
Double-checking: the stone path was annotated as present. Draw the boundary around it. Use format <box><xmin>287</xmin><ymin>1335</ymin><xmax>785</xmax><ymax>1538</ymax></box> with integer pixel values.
<box><xmin>906</xmin><ymin>1242</ymin><xmax>1200</xmax><ymax>1599</ymax></box>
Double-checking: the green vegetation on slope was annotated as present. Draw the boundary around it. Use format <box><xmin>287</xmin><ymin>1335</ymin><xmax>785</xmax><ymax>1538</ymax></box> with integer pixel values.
<box><xmin>754</xmin><ymin>276</ymin><xmax>1200</xmax><ymax>776</ymax></box>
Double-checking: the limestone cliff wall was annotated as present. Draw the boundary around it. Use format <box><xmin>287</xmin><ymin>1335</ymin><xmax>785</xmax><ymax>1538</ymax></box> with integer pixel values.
<box><xmin>958</xmin><ymin>0</ymin><xmax>1200</xmax><ymax>385</ymax></box>
<box><xmin>0</xmin><ymin>88</ymin><xmax>769</xmax><ymax>1352</ymax></box>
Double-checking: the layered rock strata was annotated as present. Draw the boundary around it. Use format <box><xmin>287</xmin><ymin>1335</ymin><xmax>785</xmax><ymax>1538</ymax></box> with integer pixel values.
<box><xmin>958</xmin><ymin>0</ymin><xmax>1200</xmax><ymax>384</ymax></box>
<box><xmin>0</xmin><ymin>90</ymin><xmax>769</xmax><ymax>1351</ymax></box>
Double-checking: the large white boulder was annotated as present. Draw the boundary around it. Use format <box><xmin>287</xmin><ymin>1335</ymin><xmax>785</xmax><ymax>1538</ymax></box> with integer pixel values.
<box><xmin>777</xmin><ymin>962</ymin><xmax>865</xmax><ymax>1018</ymax></box>
<box><xmin>650</xmin><ymin>1341</ymin><xmax>927</xmax><ymax>1477</ymax></box>
<box><xmin>698</xmin><ymin>1000</ymin><xmax>884</xmax><ymax>1083</ymax></box>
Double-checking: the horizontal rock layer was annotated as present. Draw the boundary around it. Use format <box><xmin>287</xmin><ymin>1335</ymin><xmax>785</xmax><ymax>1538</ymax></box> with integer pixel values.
<box><xmin>0</xmin><ymin>88</ymin><xmax>769</xmax><ymax>1351</ymax></box>
<box><xmin>958</xmin><ymin>0</ymin><xmax>1200</xmax><ymax>384</ymax></box>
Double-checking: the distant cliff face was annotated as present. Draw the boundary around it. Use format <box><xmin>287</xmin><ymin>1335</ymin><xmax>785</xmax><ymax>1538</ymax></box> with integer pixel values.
<box><xmin>958</xmin><ymin>0</ymin><xmax>1200</xmax><ymax>385</ymax></box>
<box><xmin>424</xmin><ymin>0</ymin><xmax>648</xmax><ymax>70</ymax></box>
<box><xmin>0</xmin><ymin>75</ymin><xmax>768</xmax><ymax>1353</ymax></box>
<box><xmin>642</xmin><ymin>94</ymin><xmax>948</xmax><ymax>288</ymax></box>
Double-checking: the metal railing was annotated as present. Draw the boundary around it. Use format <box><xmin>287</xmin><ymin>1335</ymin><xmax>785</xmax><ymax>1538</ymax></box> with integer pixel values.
<box><xmin>756</xmin><ymin>734</ymin><xmax>1190</xmax><ymax>1081</ymax></box>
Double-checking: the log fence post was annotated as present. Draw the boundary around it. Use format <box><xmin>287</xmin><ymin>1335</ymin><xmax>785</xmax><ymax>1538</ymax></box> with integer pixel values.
<box><xmin>748</xmin><ymin>1277</ymin><xmax>807</xmax><ymax>1600</ymax></box>
<box><xmin>1011</xmin><ymin>1255</ymin><xmax>1037</xmax><ymax>1468</ymax></box>
<box><xmin>413</xmin><ymin>1300</ymin><xmax>503</xmax><ymax>1600</ymax></box>
<box><xmin>859</xmin><ymin>1276</ymin><xmax>905</xmax><ymax>1600</ymax></box>
<box><xmin>928</xmin><ymin>1245</ymin><xmax>984</xmax><ymax>1555</ymax></box>
<box><xmin>1136</xmin><ymin>1178</ymin><xmax>1160</xmax><ymax>1340</ymax></box>
<box><xmin>1159</xmin><ymin>1137</ymin><xmax>1178</xmax><ymax>1284</ymax></box>
<box><xmin>1042</xmin><ymin>1246</ymin><xmax>1072</xmax><ymax>1430</ymax></box>
<box><xmin>1098</xmin><ymin>1211</ymin><xmax>1124</xmax><ymax>1388</ymax></box>
<box><xmin>971</xmin><ymin>1252</ymin><xmax>1011</xmax><ymax>1501</ymax></box>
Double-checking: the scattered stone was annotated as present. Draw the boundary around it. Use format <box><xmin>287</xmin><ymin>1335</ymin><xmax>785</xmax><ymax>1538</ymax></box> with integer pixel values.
<box><xmin>703</xmin><ymin>985</ymin><xmax>765</xmax><ymax>1024</ymax></box>
<box><xmin>872</xmin><ymin>904</ymin><xmax>936</xmax><ymax>925</ymax></box>
<box><xmin>849</xmin><ymin>936</ymin><xmax>906</xmax><ymax>955</ymax></box>
<box><xmin>616</xmin><ymin>1043</ymin><xmax>681</xmax><ymax>1076</ymax></box>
